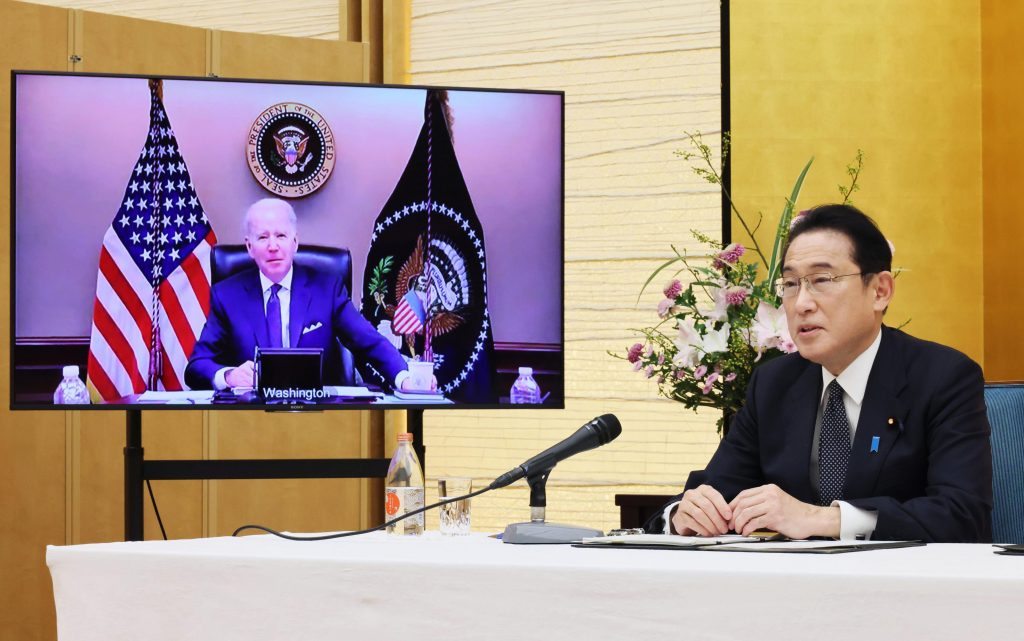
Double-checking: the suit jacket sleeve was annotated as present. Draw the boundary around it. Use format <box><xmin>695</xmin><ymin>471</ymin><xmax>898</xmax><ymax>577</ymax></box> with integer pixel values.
<box><xmin>329</xmin><ymin>279</ymin><xmax>407</xmax><ymax>388</ymax></box>
<box><xmin>184</xmin><ymin>285</ymin><xmax>232</xmax><ymax>390</ymax></box>
<box><xmin>846</xmin><ymin>355</ymin><xmax>992</xmax><ymax>543</ymax></box>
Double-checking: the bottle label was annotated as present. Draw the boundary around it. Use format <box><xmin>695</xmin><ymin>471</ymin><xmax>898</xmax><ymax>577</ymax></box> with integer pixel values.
<box><xmin>385</xmin><ymin>487</ymin><xmax>424</xmax><ymax>533</ymax></box>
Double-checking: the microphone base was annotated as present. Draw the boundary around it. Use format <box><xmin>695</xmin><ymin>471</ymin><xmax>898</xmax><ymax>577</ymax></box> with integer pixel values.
<box><xmin>501</xmin><ymin>521</ymin><xmax>602</xmax><ymax>544</ymax></box>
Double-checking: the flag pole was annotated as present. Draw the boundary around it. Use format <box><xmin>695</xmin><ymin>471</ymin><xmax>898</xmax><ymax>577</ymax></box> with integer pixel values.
<box><xmin>422</xmin><ymin>91</ymin><xmax>434</xmax><ymax>362</ymax></box>
<box><xmin>145</xmin><ymin>78</ymin><xmax>164</xmax><ymax>390</ymax></box>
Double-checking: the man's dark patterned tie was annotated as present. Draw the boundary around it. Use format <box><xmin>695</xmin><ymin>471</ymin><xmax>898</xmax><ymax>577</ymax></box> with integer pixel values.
<box><xmin>818</xmin><ymin>380</ymin><xmax>851</xmax><ymax>505</ymax></box>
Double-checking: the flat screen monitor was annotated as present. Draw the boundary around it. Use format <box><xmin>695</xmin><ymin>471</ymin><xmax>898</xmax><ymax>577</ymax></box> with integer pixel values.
<box><xmin>11</xmin><ymin>71</ymin><xmax>564</xmax><ymax>410</ymax></box>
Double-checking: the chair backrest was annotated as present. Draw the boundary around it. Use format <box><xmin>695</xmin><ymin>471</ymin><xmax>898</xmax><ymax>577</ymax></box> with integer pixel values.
<box><xmin>985</xmin><ymin>383</ymin><xmax>1024</xmax><ymax>543</ymax></box>
<box><xmin>210</xmin><ymin>244</ymin><xmax>356</xmax><ymax>385</ymax></box>
<box><xmin>211</xmin><ymin>244</ymin><xmax>352</xmax><ymax>291</ymax></box>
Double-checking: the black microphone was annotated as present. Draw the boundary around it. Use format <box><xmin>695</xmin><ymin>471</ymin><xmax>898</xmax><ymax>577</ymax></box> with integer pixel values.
<box><xmin>489</xmin><ymin>414</ymin><xmax>622</xmax><ymax>489</ymax></box>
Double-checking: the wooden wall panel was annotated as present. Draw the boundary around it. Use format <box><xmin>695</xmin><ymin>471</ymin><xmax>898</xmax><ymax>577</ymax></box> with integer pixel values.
<box><xmin>208</xmin><ymin>411</ymin><xmax>379</xmax><ymax>537</ymax></box>
<box><xmin>27</xmin><ymin>0</ymin><xmax>341</xmax><ymax>39</ymax></box>
<box><xmin>77</xmin><ymin>8</ymin><xmax>207</xmax><ymax>74</ymax></box>
<box><xmin>214</xmin><ymin>30</ymin><xmax>365</xmax><ymax>82</ymax></box>
<box><xmin>408</xmin><ymin>0</ymin><xmax>723</xmax><ymax>533</ymax></box>
<box><xmin>1</xmin><ymin>4</ymin><xmax>76</xmax><ymax>639</ymax></box>
<box><xmin>3</xmin><ymin>3</ymin><xmax>381</xmax><ymax>638</ymax></box>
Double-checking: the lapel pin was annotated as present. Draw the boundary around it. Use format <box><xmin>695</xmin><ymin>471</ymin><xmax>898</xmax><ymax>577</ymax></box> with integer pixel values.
<box><xmin>887</xmin><ymin>417</ymin><xmax>904</xmax><ymax>433</ymax></box>
<box><xmin>870</xmin><ymin>435</ymin><xmax>880</xmax><ymax>453</ymax></box>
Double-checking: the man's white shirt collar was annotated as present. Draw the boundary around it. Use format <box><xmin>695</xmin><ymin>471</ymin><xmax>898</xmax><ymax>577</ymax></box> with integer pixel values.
<box><xmin>820</xmin><ymin>328</ymin><xmax>882</xmax><ymax>405</ymax></box>
<box><xmin>259</xmin><ymin>267</ymin><xmax>293</xmax><ymax>294</ymax></box>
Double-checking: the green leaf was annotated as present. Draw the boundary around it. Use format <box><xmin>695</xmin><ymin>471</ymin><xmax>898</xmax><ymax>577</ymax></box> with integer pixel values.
<box><xmin>638</xmin><ymin>255</ymin><xmax>686</xmax><ymax>303</ymax></box>
<box><xmin>766</xmin><ymin>157</ymin><xmax>814</xmax><ymax>285</ymax></box>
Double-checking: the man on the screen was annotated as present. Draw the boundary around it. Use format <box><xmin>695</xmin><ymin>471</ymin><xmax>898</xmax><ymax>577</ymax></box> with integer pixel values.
<box><xmin>185</xmin><ymin>198</ymin><xmax>422</xmax><ymax>392</ymax></box>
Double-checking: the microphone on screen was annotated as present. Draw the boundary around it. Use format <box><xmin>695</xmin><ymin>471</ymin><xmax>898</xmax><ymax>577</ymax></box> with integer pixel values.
<box><xmin>489</xmin><ymin>414</ymin><xmax>622</xmax><ymax>489</ymax></box>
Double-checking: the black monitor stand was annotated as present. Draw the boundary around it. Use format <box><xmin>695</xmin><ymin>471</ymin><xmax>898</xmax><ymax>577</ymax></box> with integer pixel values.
<box><xmin>124</xmin><ymin>408</ymin><xmax>426</xmax><ymax>541</ymax></box>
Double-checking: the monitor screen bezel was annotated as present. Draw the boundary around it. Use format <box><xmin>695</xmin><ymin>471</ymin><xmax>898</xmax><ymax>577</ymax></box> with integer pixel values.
<box><xmin>9</xmin><ymin>69</ymin><xmax>565</xmax><ymax>411</ymax></box>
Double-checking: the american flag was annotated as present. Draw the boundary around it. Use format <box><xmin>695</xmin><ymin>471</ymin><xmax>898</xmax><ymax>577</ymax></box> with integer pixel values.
<box><xmin>86</xmin><ymin>79</ymin><xmax>217</xmax><ymax>401</ymax></box>
<box><xmin>392</xmin><ymin>289</ymin><xmax>426</xmax><ymax>335</ymax></box>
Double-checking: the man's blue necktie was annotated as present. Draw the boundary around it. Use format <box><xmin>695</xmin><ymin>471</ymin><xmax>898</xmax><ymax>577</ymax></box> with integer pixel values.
<box><xmin>818</xmin><ymin>379</ymin><xmax>851</xmax><ymax>506</ymax></box>
<box><xmin>266</xmin><ymin>283</ymin><xmax>283</xmax><ymax>348</ymax></box>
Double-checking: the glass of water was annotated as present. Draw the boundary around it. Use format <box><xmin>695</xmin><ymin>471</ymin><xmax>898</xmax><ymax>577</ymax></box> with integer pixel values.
<box><xmin>438</xmin><ymin>477</ymin><xmax>472</xmax><ymax>535</ymax></box>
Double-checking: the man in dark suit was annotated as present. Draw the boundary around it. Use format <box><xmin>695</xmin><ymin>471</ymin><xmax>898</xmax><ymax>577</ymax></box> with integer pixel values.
<box><xmin>184</xmin><ymin>198</ymin><xmax>414</xmax><ymax>392</ymax></box>
<box><xmin>657</xmin><ymin>204</ymin><xmax>991</xmax><ymax>543</ymax></box>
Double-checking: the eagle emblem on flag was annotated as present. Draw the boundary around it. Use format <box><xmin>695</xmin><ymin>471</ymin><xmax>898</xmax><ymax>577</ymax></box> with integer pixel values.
<box><xmin>361</xmin><ymin>91</ymin><xmax>496</xmax><ymax>403</ymax></box>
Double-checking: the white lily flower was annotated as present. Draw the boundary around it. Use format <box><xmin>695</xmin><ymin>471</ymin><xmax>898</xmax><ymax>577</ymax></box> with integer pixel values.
<box><xmin>703</xmin><ymin>322</ymin><xmax>731</xmax><ymax>353</ymax></box>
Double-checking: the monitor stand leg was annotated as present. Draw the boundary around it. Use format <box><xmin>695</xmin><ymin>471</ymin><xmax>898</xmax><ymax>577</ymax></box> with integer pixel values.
<box><xmin>408</xmin><ymin>409</ymin><xmax>426</xmax><ymax>469</ymax></box>
<box><xmin>125</xmin><ymin>409</ymin><xmax>144</xmax><ymax>541</ymax></box>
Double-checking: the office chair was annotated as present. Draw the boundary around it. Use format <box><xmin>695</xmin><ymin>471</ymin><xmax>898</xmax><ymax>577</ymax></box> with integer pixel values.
<box><xmin>984</xmin><ymin>383</ymin><xmax>1024</xmax><ymax>543</ymax></box>
<box><xmin>210</xmin><ymin>244</ymin><xmax>357</xmax><ymax>385</ymax></box>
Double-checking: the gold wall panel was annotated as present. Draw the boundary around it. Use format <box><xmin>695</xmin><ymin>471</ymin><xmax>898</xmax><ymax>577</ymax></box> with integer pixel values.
<box><xmin>981</xmin><ymin>0</ymin><xmax>1024</xmax><ymax>381</ymax></box>
<box><xmin>730</xmin><ymin>0</ymin><xmax>984</xmax><ymax>366</ymax></box>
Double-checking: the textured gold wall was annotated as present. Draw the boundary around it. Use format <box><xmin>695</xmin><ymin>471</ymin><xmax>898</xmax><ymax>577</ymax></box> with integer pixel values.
<box><xmin>410</xmin><ymin>0</ymin><xmax>724</xmax><ymax>534</ymax></box>
<box><xmin>981</xmin><ymin>0</ymin><xmax>1024</xmax><ymax>381</ymax></box>
<box><xmin>730</xmin><ymin>0</ymin><xmax>985</xmax><ymax>367</ymax></box>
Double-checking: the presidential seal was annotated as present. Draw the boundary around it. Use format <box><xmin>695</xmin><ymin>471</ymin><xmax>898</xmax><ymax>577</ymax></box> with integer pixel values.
<box><xmin>246</xmin><ymin>102</ymin><xmax>335</xmax><ymax>198</ymax></box>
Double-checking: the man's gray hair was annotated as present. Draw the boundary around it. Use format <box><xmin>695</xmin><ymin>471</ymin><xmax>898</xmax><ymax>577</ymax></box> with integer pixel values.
<box><xmin>242</xmin><ymin>198</ymin><xmax>298</xmax><ymax>238</ymax></box>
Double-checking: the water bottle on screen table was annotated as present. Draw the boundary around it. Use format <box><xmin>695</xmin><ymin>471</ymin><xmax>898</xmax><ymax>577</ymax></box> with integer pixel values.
<box><xmin>510</xmin><ymin>366</ymin><xmax>542</xmax><ymax>404</ymax></box>
<box><xmin>53</xmin><ymin>365</ymin><xmax>90</xmax><ymax>405</ymax></box>
<box><xmin>385</xmin><ymin>433</ymin><xmax>424</xmax><ymax>536</ymax></box>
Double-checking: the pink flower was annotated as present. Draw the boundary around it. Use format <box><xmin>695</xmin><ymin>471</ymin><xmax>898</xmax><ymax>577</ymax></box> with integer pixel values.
<box><xmin>693</xmin><ymin>365</ymin><xmax>708</xmax><ymax>379</ymax></box>
<box><xmin>724</xmin><ymin>285</ymin><xmax>751</xmax><ymax>306</ymax></box>
<box><xmin>725</xmin><ymin>372</ymin><xmax>737</xmax><ymax>382</ymax></box>
<box><xmin>645</xmin><ymin>365</ymin><xmax>655</xmax><ymax>378</ymax></box>
<box><xmin>675</xmin><ymin>369</ymin><xmax>687</xmax><ymax>379</ymax></box>
<box><xmin>663</xmin><ymin>279</ymin><xmax>683</xmax><ymax>299</ymax></box>
<box><xmin>657</xmin><ymin>298</ymin><xmax>674</xmax><ymax>318</ymax></box>
<box><xmin>701</xmin><ymin>372</ymin><xmax>720</xmax><ymax>395</ymax></box>
<box><xmin>633</xmin><ymin>360</ymin><xmax>644</xmax><ymax>372</ymax></box>
<box><xmin>713</xmin><ymin>243</ymin><xmax>746</xmax><ymax>269</ymax></box>
<box><xmin>627</xmin><ymin>343</ymin><xmax>643</xmax><ymax>363</ymax></box>
<box><xmin>657</xmin><ymin>375</ymin><xmax>665</xmax><ymax>384</ymax></box>
<box><xmin>790</xmin><ymin>209</ymin><xmax>811</xmax><ymax>230</ymax></box>
<box><xmin>657</xmin><ymin>354</ymin><xmax>665</xmax><ymax>366</ymax></box>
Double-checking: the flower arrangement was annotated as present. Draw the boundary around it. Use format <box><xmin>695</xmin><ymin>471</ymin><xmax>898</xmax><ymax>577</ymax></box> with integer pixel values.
<box><xmin>617</xmin><ymin>133</ymin><xmax>865</xmax><ymax>433</ymax></box>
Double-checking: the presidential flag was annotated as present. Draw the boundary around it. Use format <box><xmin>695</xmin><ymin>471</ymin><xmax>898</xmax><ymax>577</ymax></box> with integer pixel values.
<box><xmin>361</xmin><ymin>90</ymin><xmax>496</xmax><ymax>403</ymax></box>
<box><xmin>87</xmin><ymin>79</ymin><xmax>217</xmax><ymax>401</ymax></box>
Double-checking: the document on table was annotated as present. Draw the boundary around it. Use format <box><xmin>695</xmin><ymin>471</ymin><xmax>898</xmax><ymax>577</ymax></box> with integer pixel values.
<box><xmin>138</xmin><ymin>390</ymin><xmax>215</xmax><ymax>403</ymax></box>
<box><xmin>322</xmin><ymin>386</ymin><xmax>384</xmax><ymax>398</ymax></box>
<box><xmin>577</xmin><ymin>533</ymin><xmax>765</xmax><ymax>548</ymax></box>
<box><xmin>575</xmin><ymin>534</ymin><xmax>924</xmax><ymax>553</ymax></box>
<box><xmin>705</xmin><ymin>539</ymin><xmax>925</xmax><ymax>554</ymax></box>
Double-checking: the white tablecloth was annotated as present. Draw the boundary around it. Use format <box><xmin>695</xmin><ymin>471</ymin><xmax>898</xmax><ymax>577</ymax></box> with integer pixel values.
<box><xmin>47</xmin><ymin>533</ymin><xmax>1024</xmax><ymax>640</ymax></box>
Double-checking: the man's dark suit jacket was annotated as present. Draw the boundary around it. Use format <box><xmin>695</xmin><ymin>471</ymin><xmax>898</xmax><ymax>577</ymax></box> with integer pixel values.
<box><xmin>649</xmin><ymin>326</ymin><xmax>992</xmax><ymax>543</ymax></box>
<box><xmin>184</xmin><ymin>265</ymin><xmax>407</xmax><ymax>390</ymax></box>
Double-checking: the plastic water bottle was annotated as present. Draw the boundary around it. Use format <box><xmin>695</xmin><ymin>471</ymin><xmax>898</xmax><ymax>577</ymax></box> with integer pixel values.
<box><xmin>385</xmin><ymin>433</ymin><xmax>424</xmax><ymax>536</ymax></box>
<box><xmin>510</xmin><ymin>366</ymin><xmax>542</xmax><ymax>404</ymax></box>
<box><xmin>53</xmin><ymin>365</ymin><xmax>90</xmax><ymax>405</ymax></box>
